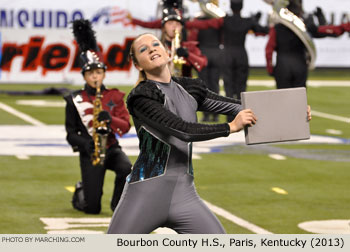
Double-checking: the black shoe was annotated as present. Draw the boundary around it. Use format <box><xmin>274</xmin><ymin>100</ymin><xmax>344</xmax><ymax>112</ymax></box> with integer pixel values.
<box><xmin>72</xmin><ymin>181</ymin><xmax>87</xmax><ymax>211</ymax></box>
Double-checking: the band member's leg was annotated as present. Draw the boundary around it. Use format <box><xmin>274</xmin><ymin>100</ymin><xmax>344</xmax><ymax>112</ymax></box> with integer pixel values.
<box><xmin>208</xmin><ymin>49</ymin><xmax>222</xmax><ymax>121</ymax></box>
<box><xmin>275</xmin><ymin>55</ymin><xmax>293</xmax><ymax>89</ymax></box>
<box><xmin>79</xmin><ymin>152</ymin><xmax>105</xmax><ymax>214</ymax></box>
<box><xmin>199</xmin><ymin>59</ymin><xmax>211</xmax><ymax>122</ymax></box>
<box><xmin>292</xmin><ymin>59</ymin><xmax>308</xmax><ymax>88</ymax></box>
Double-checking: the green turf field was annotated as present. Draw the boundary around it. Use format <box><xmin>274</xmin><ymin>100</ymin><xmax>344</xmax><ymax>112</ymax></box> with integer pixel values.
<box><xmin>0</xmin><ymin>73</ymin><xmax>349</xmax><ymax>234</ymax></box>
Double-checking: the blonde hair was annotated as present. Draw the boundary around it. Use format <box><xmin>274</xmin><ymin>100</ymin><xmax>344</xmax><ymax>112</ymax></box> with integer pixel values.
<box><xmin>135</xmin><ymin>72</ymin><xmax>146</xmax><ymax>86</ymax></box>
<box><xmin>129</xmin><ymin>33</ymin><xmax>157</xmax><ymax>86</ymax></box>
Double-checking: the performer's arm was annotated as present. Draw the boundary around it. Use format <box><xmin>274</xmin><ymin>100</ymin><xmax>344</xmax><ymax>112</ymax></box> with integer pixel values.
<box><xmin>317</xmin><ymin>24</ymin><xmax>347</xmax><ymax>37</ymax></box>
<box><xmin>181</xmin><ymin>41</ymin><xmax>208</xmax><ymax>72</ymax></box>
<box><xmin>64</xmin><ymin>97</ymin><xmax>90</xmax><ymax>151</ymax></box>
<box><xmin>251</xmin><ymin>20</ymin><xmax>269</xmax><ymax>36</ymax></box>
<box><xmin>109</xmin><ymin>93</ymin><xmax>131</xmax><ymax>136</ymax></box>
<box><xmin>132</xmin><ymin>96</ymin><xmax>231</xmax><ymax>142</ymax></box>
<box><xmin>187</xmin><ymin>28</ymin><xmax>199</xmax><ymax>42</ymax></box>
<box><xmin>265</xmin><ymin>26</ymin><xmax>276</xmax><ymax>76</ymax></box>
<box><xmin>131</xmin><ymin>17</ymin><xmax>162</xmax><ymax>29</ymax></box>
<box><xmin>198</xmin><ymin>89</ymin><xmax>242</xmax><ymax>116</ymax></box>
<box><xmin>187</xmin><ymin>53</ymin><xmax>207</xmax><ymax>72</ymax></box>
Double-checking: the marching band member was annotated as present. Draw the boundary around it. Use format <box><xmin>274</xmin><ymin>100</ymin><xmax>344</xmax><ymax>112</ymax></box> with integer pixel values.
<box><xmin>107</xmin><ymin>32</ymin><xmax>256</xmax><ymax>233</ymax></box>
<box><xmin>128</xmin><ymin>3</ymin><xmax>207</xmax><ymax>77</ymax></box>
<box><xmin>64</xmin><ymin>19</ymin><xmax>131</xmax><ymax>214</ymax></box>
<box><xmin>265</xmin><ymin>0</ymin><xmax>350</xmax><ymax>89</ymax></box>
<box><xmin>185</xmin><ymin>0</ymin><xmax>269</xmax><ymax>122</ymax></box>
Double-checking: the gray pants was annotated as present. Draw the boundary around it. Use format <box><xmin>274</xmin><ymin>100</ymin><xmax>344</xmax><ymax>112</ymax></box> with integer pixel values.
<box><xmin>107</xmin><ymin>173</ymin><xmax>225</xmax><ymax>234</ymax></box>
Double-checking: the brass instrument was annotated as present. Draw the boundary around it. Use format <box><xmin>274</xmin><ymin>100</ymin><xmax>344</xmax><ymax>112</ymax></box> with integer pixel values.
<box><xmin>264</xmin><ymin>0</ymin><xmax>317</xmax><ymax>70</ymax></box>
<box><xmin>193</xmin><ymin>0</ymin><xmax>226</xmax><ymax>18</ymax></box>
<box><xmin>91</xmin><ymin>82</ymin><xmax>108</xmax><ymax>166</ymax></box>
<box><xmin>170</xmin><ymin>29</ymin><xmax>186</xmax><ymax>77</ymax></box>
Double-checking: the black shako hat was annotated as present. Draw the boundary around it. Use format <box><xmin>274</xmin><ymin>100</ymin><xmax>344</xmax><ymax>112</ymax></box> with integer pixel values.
<box><xmin>162</xmin><ymin>0</ymin><xmax>183</xmax><ymax>10</ymax></box>
<box><xmin>161</xmin><ymin>7</ymin><xmax>184</xmax><ymax>26</ymax></box>
<box><xmin>72</xmin><ymin>19</ymin><xmax>107</xmax><ymax>75</ymax></box>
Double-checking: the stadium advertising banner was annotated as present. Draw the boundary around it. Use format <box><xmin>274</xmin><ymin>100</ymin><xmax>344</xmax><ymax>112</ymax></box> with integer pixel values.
<box><xmin>0</xmin><ymin>0</ymin><xmax>159</xmax><ymax>85</ymax></box>
<box><xmin>0</xmin><ymin>28</ymin><xmax>142</xmax><ymax>85</ymax></box>
<box><xmin>1</xmin><ymin>0</ymin><xmax>350</xmax><ymax>84</ymax></box>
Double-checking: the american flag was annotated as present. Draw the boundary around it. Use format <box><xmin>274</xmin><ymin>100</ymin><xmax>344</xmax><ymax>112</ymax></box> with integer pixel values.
<box><xmin>91</xmin><ymin>6</ymin><xmax>134</xmax><ymax>27</ymax></box>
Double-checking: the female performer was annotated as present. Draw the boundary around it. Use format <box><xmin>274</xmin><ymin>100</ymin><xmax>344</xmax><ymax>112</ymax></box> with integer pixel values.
<box><xmin>106</xmin><ymin>33</ymin><xmax>257</xmax><ymax>234</ymax></box>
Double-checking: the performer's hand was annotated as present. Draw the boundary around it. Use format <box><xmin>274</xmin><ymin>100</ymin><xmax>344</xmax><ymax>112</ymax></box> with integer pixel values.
<box><xmin>267</xmin><ymin>66</ymin><xmax>274</xmax><ymax>76</ymax></box>
<box><xmin>98</xmin><ymin>111</ymin><xmax>111</xmax><ymax>123</ymax></box>
<box><xmin>176</xmin><ymin>47</ymin><xmax>189</xmax><ymax>58</ymax></box>
<box><xmin>251</xmin><ymin>11</ymin><xmax>262</xmax><ymax>23</ymax></box>
<box><xmin>229</xmin><ymin>109</ymin><xmax>257</xmax><ymax>133</ymax></box>
<box><xmin>314</xmin><ymin>7</ymin><xmax>327</xmax><ymax>26</ymax></box>
<box><xmin>307</xmin><ymin>105</ymin><xmax>312</xmax><ymax>121</ymax></box>
<box><xmin>84</xmin><ymin>139</ymin><xmax>95</xmax><ymax>154</ymax></box>
<box><xmin>304</xmin><ymin>15</ymin><xmax>317</xmax><ymax>34</ymax></box>
<box><xmin>126</xmin><ymin>12</ymin><xmax>133</xmax><ymax>21</ymax></box>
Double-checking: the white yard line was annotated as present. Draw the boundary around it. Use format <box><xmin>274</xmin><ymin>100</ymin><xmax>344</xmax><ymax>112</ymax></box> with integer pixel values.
<box><xmin>247</xmin><ymin>80</ymin><xmax>350</xmax><ymax>87</ymax></box>
<box><xmin>325</xmin><ymin>129</ymin><xmax>343</xmax><ymax>135</ymax></box>
<box><xmin>269</xmin><ymin>154</ymin><xmax>287</xmax><ymax>160</ymax></box>
<box><xmin>306</xmin><ymin>80</ymin><xmax>350</xmax><ymax>87</ymax></box>
<box><xmin>16</xmin><ymin>155</ymin><xmax>30</xmax><ymax>160</ymax></box>
<box><xmin>312</xmin><ymin>110</ymin><xmax>350</xmax><ymax>124</ymax></box>
<box><xmin>0</xmin><ymin>102</ymin><xmax>45</xmax><ymax>126</ymax></box>
<box><xmin>203</xmin><ymin>200</ymin><xmax>273</xmax><ymax>234</ymax></box>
